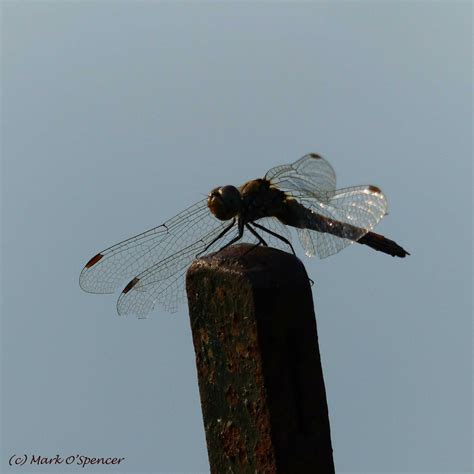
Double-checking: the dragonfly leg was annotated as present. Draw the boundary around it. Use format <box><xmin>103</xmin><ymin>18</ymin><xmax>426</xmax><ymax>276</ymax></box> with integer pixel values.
<box><xmin>252</xmin><ymin>221</ymin><xmax>296</xmax><ymax>256</ymax></box>
<box><xmin>196</xmin><ymin>218</ymin><xmax>236</xmax><ymax>257</ymax></box>
<box><xmin>215</xmin><ymin>219</ymin><xmax>245</xmax><ymax>253</ymax></box>
<box><xmin>245</xmin><ymin>223</ymin><xmax>269</xmax><ymax>247</ymax></box>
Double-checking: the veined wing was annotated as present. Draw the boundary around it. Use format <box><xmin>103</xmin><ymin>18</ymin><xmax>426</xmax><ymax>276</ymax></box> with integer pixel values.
<box><xmin>265</xmin><ymin>153</ymin><xmax>336</xmax><ymax>201</ymax></box>
<box><xmin>79</xmin><ymin>199</ymin><xmax>228</xmax><ymax>294</ymax></box>
<box><xmin>116</xmin><ymin>216</ymin><xmax>292</xmax><ymax>318</ymax></box>
<box><xmin>295</xmin><ymin>185</ymin><xmax>388</xmax><ymax>258</ymax></box>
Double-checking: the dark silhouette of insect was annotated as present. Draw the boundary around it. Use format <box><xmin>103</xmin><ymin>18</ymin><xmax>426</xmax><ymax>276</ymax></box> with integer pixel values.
<box><xmin>80</xmin><ymin>153</ymin><xmax>409</xmax><ymax>317</ymax></box>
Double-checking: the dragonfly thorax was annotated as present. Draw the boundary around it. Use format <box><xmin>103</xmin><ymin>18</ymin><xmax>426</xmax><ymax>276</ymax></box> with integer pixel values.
<box><xmin>208</xmin><ymin>185</ymin><xmax>242</xmax><ymax>221</ymax></box>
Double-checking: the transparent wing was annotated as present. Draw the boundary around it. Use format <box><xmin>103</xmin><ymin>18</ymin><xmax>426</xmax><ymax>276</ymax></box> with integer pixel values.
<box><xmin>117</xmin><ymin>216</ymin><xmax>292</xmax><ymax>318</ymax></box>
<box><xmin>116</xmin><ymin>221</ymin><xmax>237</xmax><ymax>318</ymax></box>
<box><xmin>79</xmin><ymin>199</ymin><xmax>229</xmax><ymax>294</ymax></box>
<box><xmin>295</xmin><ymin>185</ymin><xmax>388</xmax><ymax>258</ymax></box>
<box><xmin>265</xmin><ymin>153</ymin><xmax>336</xmax><ymax>201</ymax></box>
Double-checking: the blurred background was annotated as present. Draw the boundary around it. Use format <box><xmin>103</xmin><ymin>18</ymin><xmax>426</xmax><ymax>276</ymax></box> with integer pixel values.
<box><xmin>2</xmin><ymin>2</ymin><xmax>471</xmax><ymax>473</ymax></box>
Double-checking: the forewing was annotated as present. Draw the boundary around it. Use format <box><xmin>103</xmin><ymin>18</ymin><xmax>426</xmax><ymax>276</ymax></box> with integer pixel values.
<box><xmin>79</xmin><ymin>199</ymin><xmax>225</xmax><ymax>294</ymax></box>
<box><xmin>265</xmin><ymin>153</ymin><xmax>336</xmax><ymax>201</ymax></box>
<box><xmin>117</xmin><ymin>220</ymin><xmax>242</xmax><ymax>318</ymax></box>
<box><xmin>297</xmin><ymin>185</ymin><xmax>388</xmax><ymax>258</ymax></box>
<box><xmin>117</xmin><ymin>216</ymin><xmax>293</xmax><ymax>318</ymax></box>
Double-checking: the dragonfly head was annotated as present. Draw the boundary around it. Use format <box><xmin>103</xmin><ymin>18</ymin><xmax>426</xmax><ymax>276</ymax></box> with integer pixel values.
<box><xmin>208</xmin><ymin>185</ymin><xmax>242</xmax><ymax>221</ymax></box>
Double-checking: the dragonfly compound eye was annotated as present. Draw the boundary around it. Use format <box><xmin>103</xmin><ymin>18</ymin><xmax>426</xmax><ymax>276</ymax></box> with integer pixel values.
<box><xmin>208</xmin><ymin>185</ymin><xmax>242</xmax><ymax>221</ymax></box>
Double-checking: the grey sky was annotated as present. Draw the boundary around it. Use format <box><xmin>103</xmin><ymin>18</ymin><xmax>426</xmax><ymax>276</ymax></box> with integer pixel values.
<box><xmin>1</xmin><ymin>2</ymin><xmax>472</xmax><ymax>473</ymax></box>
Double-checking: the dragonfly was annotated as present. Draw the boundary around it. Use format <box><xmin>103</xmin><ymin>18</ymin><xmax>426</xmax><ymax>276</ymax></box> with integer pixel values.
<box><xmin>80</xmin><ymin>153</ymin><xmax>409</xmax><ymax>318</ymax></box>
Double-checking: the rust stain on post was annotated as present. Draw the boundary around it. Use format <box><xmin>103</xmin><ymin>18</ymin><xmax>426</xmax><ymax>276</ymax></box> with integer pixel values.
<box><xmin>186</xmin><ymin>243</ymin><xmax>334</xmax><ymax>474</ymax></box>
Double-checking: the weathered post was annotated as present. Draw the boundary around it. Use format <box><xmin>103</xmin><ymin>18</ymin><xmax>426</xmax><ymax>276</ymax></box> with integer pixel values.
<box><xmin>186</xmin><ymin>243</ymin><xmax>334</xmax><ymax>473</ymax></box>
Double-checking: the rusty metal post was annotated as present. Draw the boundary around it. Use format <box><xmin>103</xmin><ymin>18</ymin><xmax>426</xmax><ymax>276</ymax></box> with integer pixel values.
<box><xmin>186</xmin><ymin>243</ymin><xmax>334</xmax><ymax>474</ymax></box>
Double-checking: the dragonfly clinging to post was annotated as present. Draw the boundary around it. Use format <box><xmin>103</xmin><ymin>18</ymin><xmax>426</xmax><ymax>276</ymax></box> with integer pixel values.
<box><xmin>80</xmin><ymin>153</ymin><xmax>409</xmax><ymax>318</ymax></box>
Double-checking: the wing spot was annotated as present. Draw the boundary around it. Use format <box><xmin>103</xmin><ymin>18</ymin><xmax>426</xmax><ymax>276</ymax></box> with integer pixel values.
<box><xmin>122</xmin><ymin>277</ymin><xmax>140</xmax><ymax>294</ymax></box>
<box><xmin>309</xmin><ymin>153</ymin><xmax>322</xmax><ymax>159</ymax></box>
<box><xmin>368</xmin><ymin>185</ymin><xmax>382</xmax><ymax>194</ymax></box>
<box><xmin>85</xmin><ymin>253</ymin><xmax>103</xmax><ymax>268</ymax></box>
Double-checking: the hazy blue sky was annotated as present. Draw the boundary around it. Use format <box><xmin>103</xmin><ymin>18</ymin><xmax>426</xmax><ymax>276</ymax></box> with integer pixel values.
<box><xmin>2</xmin><ymin>2</ymin><xmax>471</xmax><ymax>473</ymax></box>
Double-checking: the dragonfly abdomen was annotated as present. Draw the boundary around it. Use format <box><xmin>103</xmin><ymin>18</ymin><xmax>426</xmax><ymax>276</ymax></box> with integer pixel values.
<box><xmin>280</xmin><ymin>199</ymin><xmax>364</xmax><ymax>241</ymax></box>
<box><xmin>284</xmin><ymin>199</ymin><xmax>409</xmax><ymax>257</ymax></box>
